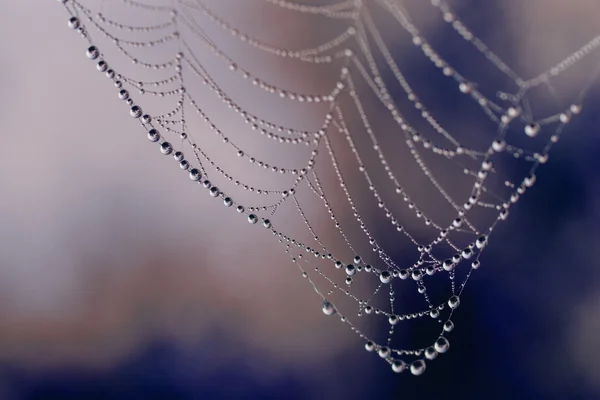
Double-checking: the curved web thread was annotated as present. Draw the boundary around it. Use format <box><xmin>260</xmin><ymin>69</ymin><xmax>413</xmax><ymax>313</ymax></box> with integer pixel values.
<box><xmin>57</xmin><ymin>0</ymin><xmax>600</xmax><ymax>375</ymax></box>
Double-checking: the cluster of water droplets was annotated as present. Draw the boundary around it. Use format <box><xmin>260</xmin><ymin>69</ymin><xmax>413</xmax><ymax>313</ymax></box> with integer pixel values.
<box><xmin>56</xmin><ymin>0</ymin><xmax>599</xmax><ymax>374</ymax></box>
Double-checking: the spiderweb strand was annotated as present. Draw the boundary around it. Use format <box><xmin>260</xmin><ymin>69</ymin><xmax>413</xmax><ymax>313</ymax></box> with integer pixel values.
<box><xmin>57</xmin><ymin>0</ymin><xmax>600</xmax><ymax>375</ymax></box>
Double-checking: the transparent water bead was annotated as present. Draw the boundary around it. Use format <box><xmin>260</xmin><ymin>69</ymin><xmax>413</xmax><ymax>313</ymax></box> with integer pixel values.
<box><xmin>462</xmin><ymin>248</ymin><xmax>473</xmax><ymax>259</ymax></box>
<box><xmin>570</xmin><ymin>104</ymin><xmax>582</xmax><ymax>114</ymax></box>
<box><xmin>424</xmin><ymin>347</ymin><xmax>438</xmax><ymax>360</ymax></box>
<box><xmin>322</xmin><ymin>300</ymin><xmax>336</xmax><ymax>316</ymax></box>
<box><xmin>160</xmin><ymin>142</ymin><xmax>173</xmax><ymax>155</ymax></box>
<box><xmin>189</xmin><ymin>168</ymin><xmax>201</xmax><ymax>181</ymax></box>
<box><xmin>458</xmin><ymin>82</ymin><xmax>472</xmax><ymax>94</ymax></box>
<box><xmin>209</xmin><ymin>187</ymin><xmax>220</xmax><ymax>197</ymax></box>
<box><xmin>434</xmin><ymin>337</ymin><xmax>450</xmax><ymax>353</ymax></box>
<box><xmin>392</xmin><ymin>360</ymin><xmax>406</xmax><ymax>373</ymax></box>
<box><xmin>442</xmin><ymin>259</ymin><xmax>454</xmax><ymax>272</ymax></box>
<box><xmin>365</xmin><ymin>341</ymin><xmax>375</xmax><ymax>352</ymax></box>
<box><xmin>475</xmin><ymin>235</ymin><xmax>488</xmax><ymax>249</ymax></box>
<box><xmin>443</xmin><ymin>320</ymin><xmax>455</xmax><ymax>332</ymax></box>
<box><xmin>68</xmin><ymin>17</ymin><xmax>80</xmax><ymax>30</ymax></box>
<box><xmin>130</xmin><ymin>105</ymin><xmax>142</xmax><ymax>118</ymax></box>
<box><xmin>524</xmin><ymin>123</ymin><xmax>540</xmax><ymax>137</ymax></box>
<box><xmin>173</xmin><ymin>151</ymin><xmax>184</xmax><ymax>162</ymax></box>
<box><xmin>524</xmin><ymin>174</ymin><xmax>536</xmax><ymax>187</ymax></box>
<box><xmin>247</xmin><ymin>214</ymin><xmax>258</xmax><ymax>224</ymax></box>
<box><xmin>410</xmin><ymin>360</ymin><xmax>426</xmax><ymax>376</ymax></box>
<box><xmin>559</xmin><ymin>112</ymin><xmax>571</xmax><ymax>124</ymax></box>
<box><xmin>118</xmin><ymin>90</ymin><xmax>129</xmax><ymax>101</ymax></box>
<box><xmin>380</xmin><ymin>270</ymin><xmax>391</xmax><ymax>284</ymax></box>
<box><xmin>492</xmin><ymin>140</ymin><xmax>506</xmax><ymax>152</ymax></box>
<box><xmin>86</xmin><ymin>46</ymin><xmax>99</xmax><ymax>60</ymax></box>
<box><xmin>96</xmin><ymin>61</ymin><xmax>108</xmax><ymax>72</ymax></box>
<box><xmin>412</xmin><ymin>269</ymin><xmax>423</xmax><ymax>281</ymax></box>
<box><xmin>147</xmin><ymin>129</ymin><xmax>160</xmax><ymax>142</ymax></box>
<box><xmin>448</xmin><ymin>295</ymin><xmax>460</xmax><ymax>310</ymax></box>
<box><xmin>345</xmin><ymin>264</ymin><xmax>356</xmax><ymax>276</ymax></box>
<box><xmin>507</xmin><ymin>106</ymin><xmax>521</xmax><ymax>118</ymax></box>
<box><xmin>378</xmin><ymin>346</ymin><xmax>391</xmax><ymax>359</ymax></box>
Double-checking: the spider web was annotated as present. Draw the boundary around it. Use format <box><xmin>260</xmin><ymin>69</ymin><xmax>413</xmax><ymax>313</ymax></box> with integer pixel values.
<box><xmin>57</xmin><ymin>0</ymin><xmax>600</xmax><ymax>375</ymax></box>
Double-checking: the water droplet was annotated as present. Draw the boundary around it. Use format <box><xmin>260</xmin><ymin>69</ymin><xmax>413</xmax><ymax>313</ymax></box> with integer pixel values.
<box><xmin>160</xmin><ymin>142</ymin><xmax>173</xmax><ymax>155</ymax></box>
<box><xmin>475</xmin><ymin>235</ymin><xmax>487</xmax><ymax>249</ymax></box>
<box><xmin>147</xmin><ymin>129</ymin><xmax>161</xmax><ymax>142</ymax></box>
<box><xmin>96</xmin><ymin>61</ymin><xmax>108</xmax><ymax>72</ymax></box>
<box><xmin>68</xmin><ymin>17</ymin><xmax>80</xmax><ymax>29</ymax></box>
<box><xmin>425</xmin><ymin>347</ymin><xmax>438</xmax><ymax>360</ymax></box>
<box><xmin>173</xmin><ymin>151</ymin><xmax>184</xmax><ymax>162</ymax></box>
<box><xmin>492</xmin><ymin>140</ymin><xmax>506</xmax><ymax>152</ymax></box>
<box><xmin>459</xmin><ymin>82</ymin><xmax>472</xmax><ymax>94</ymax></box>
<box><xmin>524</xmin><ymin>174</ymin><xmax>536</xmax><ymax>187</ymax></box>
<box><xmin>524</xmin><ymin>123</ymin><xmax>540</xmax><ymax>137</ymax></box>
<box><xmin>435</xmin><ymin>337</ymin><xmax>450</xmax><ymax>353</ymax></box>
<box><xmin>410</xmin><ymin>360</ymin><xmax>426</xmax><ymax>376</ymax></box>
<box><xmin>380</xmin><ymin>270</ymin><xmax>391</xmax><ymax>284</ymax></box>
<box><xmin>392</xmin><ymin>360</ymin><xmax>406</xmax><ymax>373</ymax></box>
<box><xmin>378</xmin><ymin>346</ymin><xmax>391</xmax><ymax>358</ymax></box>
<box><xmin>448</xmin><ymin>295</ymin><xmax>460</xmax><ymax>310</ymax></box>
<box><xmin>130</xmin><ymin>105</ymin><xmax>142</xmax><ymax>118</ymax></box>
<box><xmin>322</xmin><ymin>300</ymin><xmax>336</xmax><ymax>316</ymax></box>
<box><xmin>507</xmin><ymin>106</ymin><xmax>521</xmax><ymax>118</ymax></box>
<box><xmin>443</xmin><ymin>320</ymin><xmax>454</xmax><ymax>332</ymax></box>
<box><xmin>189</xmin><ymin>168</ymin><xmax>201</xmax><ymax>181</ymax></box>
<box><xmin>345</xmin><ymin>264</ymin><xmax>356</xmax><ymax>276</ymax></box>
<box><xmin>209</xmin><ymin>187</ymin><xmax>220</xmax><ymax>197</ymax></box>
<box><xmin>559</xmin><ymin>112</ymin><xmax>571</xmax><ymax>124</ymax></box>
<box><xmin>86</xmin><ymin>46</ymin><xmax>99</xmax><ymax>60</ymax></box>
<box><xmin>442</xmin><ymin>259</ymin><xmax>454</xmax><ymax>272</ymax></box>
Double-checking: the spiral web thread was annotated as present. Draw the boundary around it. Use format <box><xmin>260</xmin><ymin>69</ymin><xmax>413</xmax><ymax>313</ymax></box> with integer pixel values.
<box><xmin>57</xmin><ymin>0</ymin><xmax>600</xmax><ymax>375</ymax></box>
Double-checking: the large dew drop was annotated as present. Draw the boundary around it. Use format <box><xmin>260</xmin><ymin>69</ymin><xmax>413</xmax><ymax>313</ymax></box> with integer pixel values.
<box><xmin>322</xmin><ymin>300</ymin><xmax>336</xmax><ymax>316</ymax></box>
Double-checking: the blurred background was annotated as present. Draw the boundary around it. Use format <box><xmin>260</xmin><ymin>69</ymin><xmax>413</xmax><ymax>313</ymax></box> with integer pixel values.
<box><xmin>0</xmin><ymin>0</ymin><xmax>599</xmax><ymax>399</ymax></box>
